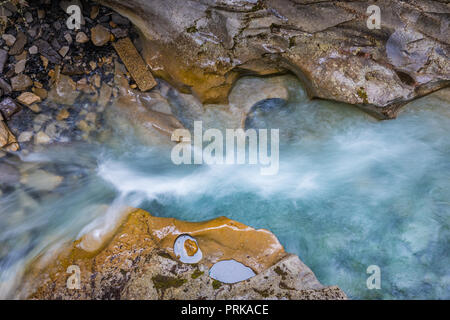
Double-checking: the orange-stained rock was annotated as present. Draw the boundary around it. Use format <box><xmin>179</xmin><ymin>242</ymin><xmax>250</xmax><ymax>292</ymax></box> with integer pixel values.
<box><xmin>18</xmin><ymin>208</ymin><xmax>346</xmax><ymax>300</ymax></box>
<box><xmin>113</xmin><ymin>37</ymin><xmax>156</xmax><ymax>91</ymax></box>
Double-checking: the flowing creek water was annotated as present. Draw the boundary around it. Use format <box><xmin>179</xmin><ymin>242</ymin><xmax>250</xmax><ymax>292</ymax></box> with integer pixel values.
<box><xmin>0</xmin><ymin>77</ymin><xmax>449</xmax><ymax>299</ymax></box>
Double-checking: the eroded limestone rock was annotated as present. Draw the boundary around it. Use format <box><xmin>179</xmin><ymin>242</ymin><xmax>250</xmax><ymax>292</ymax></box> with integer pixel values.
<box><xmin>20</xmin><ymin>208</ymin><xmax>346</xmax><ymax>300</ymax></box>
<box><xmin>100</xmin><ymin>0</ymin><xmax>449</xmax><ymax>119</ymax></box>
<box><xmin>0</xmin><ymin>113</ymin><xmax>19</xmax><ymax>152</ymax></box>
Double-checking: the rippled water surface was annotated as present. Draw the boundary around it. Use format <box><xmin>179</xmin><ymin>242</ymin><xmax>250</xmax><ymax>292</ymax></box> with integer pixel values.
<box><xmin>0</xmin><ymin>80</ymin><xmax>449</xmax><ymax>299</ymax></box>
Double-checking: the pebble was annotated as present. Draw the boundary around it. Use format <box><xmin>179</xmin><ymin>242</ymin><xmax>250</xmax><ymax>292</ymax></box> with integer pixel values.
<box><xmin>25</xmin><ymin>11</ymin><xmax>33</xmax><ymax>23</ymax></box>
<box><xmin>0</xmin><ymin>78</ymin><xmax>12</xmax><ymax>95</ymax></box>
<box><xmin>59</xmin><ymin>46</ymin><xmax>69</xmax><ymax>57</ymax></box>
<box><xmin>28</xmin><ymin>103</ymin><xmax>41</xmax><ymax>113</ymax></box>
<box><xmin>2</xmin><ymin>34</ymin><xmax>16</xmax><ymax>47</ymax></box>
<box><xmin>17</xmin><ymin>92</ymin><xmax>41</xmax><ymax>106</ymax></box>
<box><xmin>10</xmin><ymin>74</ymin><xmax>33</xmax><ymax>91</ymax></box>
<box><xmin>34</xmin><ymin>131</ymin><xmax>51</xmax><ymax>145</ymax></box>
<box><xmin>77</xmin><ymin>120</ymin><xmax>91</xmax><ymax>132</ymax></box>
<box><xmin>56</xmin><ymin>109</ymin><xmax>70</xmax><ymax>121</ymax></box>
<box><xmin>0</xmin><ymin>49</ymin><xmax>7</xmax><ymax>74</ymax></box>
<box><xmin>28</xmin><ymin>45</ymin><xmax>38</xmax><ymax>55</ymax></box>
<box><xmin>64</xmin><ymin>33</ymin><xmax>72</xmax><ymax>45</ymax></box>
<box><xmin>91</xmin><ymin>25</ymin><xmax>111</xmax><ymax>46</ymax></box>
<box><xmin>15</xmin><ymin>60</ymin><xmax>27</xmax><ymax>74</ymax></box>
<box><xmin>32</xmin><ymin>87</ymin><xmax>48</xmax><ymax>100</ymax></box>
<box><xmin>9</xmin><ymin>31</ymin><xmax>27</xmax><ymax>55</ymax></box>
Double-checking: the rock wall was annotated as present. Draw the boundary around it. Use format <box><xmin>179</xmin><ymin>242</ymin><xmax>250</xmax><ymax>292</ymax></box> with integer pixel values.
<box><xmin>19</xmin><ymin>208</ymin><xmax>347</xmax><ymax>300</ymax></box>
<box><xmin>99</xmin><ymin>0</ymin><xmax>449</xmax><ymax>119</ymax></box>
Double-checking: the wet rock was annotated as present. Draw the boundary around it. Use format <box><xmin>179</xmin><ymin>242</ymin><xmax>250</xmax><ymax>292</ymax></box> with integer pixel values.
<box><xmin>10</xmin><ymin>74</ymin><xmax>33</xmax><ymax>91</ymax></box>
<box><xmin>59</xmin><ymin>0</ymin><xmax>83</xmax><ymax>12</ymax></box>
<box><xmin>8</xmin><ymin>31</ymin><xmax>27</xmax><ymax>56</ymax></box>
<box><xmin>2</xmin><ymin>34</ymin><xmax>16</xmax><ymax>47</ymax></box>
<box><xmin>33</xmin><ymin>131</ymin><xmax>51</xmax><ymax>145</ymax></box>
<box><xmin>47</xmin><ymin>75</ymin><xmax>80</xmax><ymax>105</ymax></box>
<box><xmin>20</xmin><ymin>169</ymin><xmax>63</xmax><ymax>191</ymax></box>
<box><xmin>64</xmin><ymin>33</ymin><xmax>72</xmax><ymax>45</ymax></box>
<box><xmin>61</xmin><ymin>64</ymin><xmax>85</xmax><ymax>76</ymax></box>
<box><xmin>0</xmin><ymin>79</ymin><xmax>12</xmax><ymax>95</ymax></box>
<box><xmin>27</xmin><ymin>104</ymin><xmax>41</xmax><ymax>113</ymax></box>
<box><xmin>0</xmin><ymin>49</ymin><xmax>7</xmax><ymax>74</ymax></box>
<box><xmin>90</xmin><ymin>5</ymin><xmax>100</xmax><ymax>19</ymax></box>
<box><xmin>37</xmin><ymin>9</ymin><xmax>45</xmax><ymax>20</ymax></box>
<box><xmin>20</xmin><ymin>208</ymin><xmax>346</xmax><ymax>300</ymax></box>
<box><xmin>0</xmin><ymin>113</ymin><xmax>19</xmax><ymax>152</ymax></box>
<box><xmin>101</xmin><ymin>0</ymin><xmax>450</xmax><ymax>118</ymax></box>
<box><xmin>76</xmin><ymin>32</ymin><xmax>89</xmax><ymax>44</ymax></box>
<box><xmin>98</xmin><ymin>83</ymin><xmax>112</xmax><ymax>108</ymax></box>
<box><xmin>56</xmin><ymin>109</ymin><xmax>70</xmax><ymax>121</ymax></box>
<box><xmin>17</xmin><ymin>92</ymin><xmax>41</xmax><ymax>106</ymax></box>
<box><xmin>32</xmin><ymin>87</ymin><xmax>48</xmax><ymax>100</ymax></box>
<box><xmin>34</xmin><ymin>39</ymin><xmax>62</xmax><ymax>64</ymax></box>
<box><xmin>91</xmin><ymin>24</ymin><xmax>110</xmax><ymax>46</ymax></box>
<box><xmin>14</xmin><ymin>59</ymin><xmax>26</xmax><ymax>74</ymax></box>
<box><xmin>111</xmin><ymin>13</ymin><xmax>130</xmax><ymax>26</ymax></box>
<box><xmin>113</xmin><ymin>37</ymin><xmax>156</xmax><ymax>91</ymax></box>
<box><xmin>0</xmin><ymin>162</ymin><xmax>20</xmax><ymax>185</ymax></box>
<box><xmin>51</xmin><ymin>38</ymin><xmax>61</xmax><ymax>51</ymax></box>
<box><xmin>58</xmin><ymin>46</ymin><xmax>69</xmax><ymax>57</ymax></box>
<box><xmin>0</xmin><ymin>97</ymin><xmax>21</xmax><ymax>119</ymax></box>
<box><xmin>28</xmin><ymin>45</ymin><xmax>38</xmax><ymax>55</ymax></box>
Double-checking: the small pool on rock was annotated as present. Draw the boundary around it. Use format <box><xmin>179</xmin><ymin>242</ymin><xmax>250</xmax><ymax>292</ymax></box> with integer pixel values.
<box><xmin>0</xmin><ymin>79</ymin><xmax>449</xmax><ymax>299</ymax></box>
<box><xmin>209</xmin><ymin>260</ymin><xmax>256</xmax><ymax>284</ymax></box>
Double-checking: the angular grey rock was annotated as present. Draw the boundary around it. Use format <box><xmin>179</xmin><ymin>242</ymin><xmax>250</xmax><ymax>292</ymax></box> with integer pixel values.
<box><xmin>0</xmin><ymin>97</ymin><xmax>21</xmax><ymax>119</ymax></box>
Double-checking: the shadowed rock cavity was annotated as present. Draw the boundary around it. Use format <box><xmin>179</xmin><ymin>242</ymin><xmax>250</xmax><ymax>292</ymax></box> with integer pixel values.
<box><xmin>98</xmin><ymin>0</ymin><xmax>449</xmax><ymax>119</ymax></box>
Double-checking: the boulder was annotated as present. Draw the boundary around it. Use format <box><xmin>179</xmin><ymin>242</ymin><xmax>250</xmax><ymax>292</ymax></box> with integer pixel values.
<box><xmin>91</xmin><ymin>24</ymin><xmax>111</xmax><ymax>46</ymax></box>
<box><xmin>47</xmin><ymin>74</ymin><xmax>80</xmax><ymax>105</ymax></box>
<box><xmin>19</xmin><ymin>208</ymin><xmax>347</xmax><ymax>300</ymax></box>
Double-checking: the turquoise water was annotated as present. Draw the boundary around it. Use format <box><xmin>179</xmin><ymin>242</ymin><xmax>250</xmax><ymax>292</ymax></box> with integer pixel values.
<box><xmin>0</xmin><ymin>82</ymin><xmax>449</xmax><ymax>299</ymax></box>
